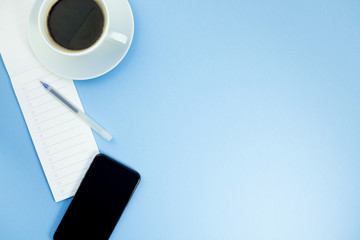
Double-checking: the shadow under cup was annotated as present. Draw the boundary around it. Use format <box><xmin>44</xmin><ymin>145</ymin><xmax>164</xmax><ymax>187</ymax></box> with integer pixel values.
<box><xmin>45</xmin><ymin>0</ymin><xmax>107</xmax><ymax>53</ymax></box>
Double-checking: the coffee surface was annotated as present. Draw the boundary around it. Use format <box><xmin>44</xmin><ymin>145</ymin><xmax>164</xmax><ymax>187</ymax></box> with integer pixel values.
<box><xmin>47</xmin><ymin>0</ymin><xmax>105</xmax><ymax>51</ymax></box>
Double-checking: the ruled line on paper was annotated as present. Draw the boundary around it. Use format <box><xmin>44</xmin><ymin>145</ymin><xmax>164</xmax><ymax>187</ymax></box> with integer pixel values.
<box><xmin>38</xmin><ymin>118</ymin><xmax>78</xmax><ymax>133</ymax></box>
<box><xmin>61</xmin><ymin>179</ymin><xmax>80</xmax><ymax>187</ymax></box>
<box><xmin>54</xmin><ymin>148</ymin><xmax>91</xmax><ymax>162</ymax></box>
<box><xmin>52</xmin><ymin>158</ymin><xmax>90</xmax><ymax>172</ymax></box>
<box><xmin>43</xmin><ymin>135</ymin><xmax>85</xmax><ymax>150</ymax></box>
<box><xmin>35</xmin><ymin>111</ymin><xmax>73</xmax><ymax>125</ymax></box>
<box><xmin>40</xmin><ymin>125</ymin><xmax>82</xmax><ymax>141</ymax></box>
<box><xmin>56</xmin><ymin>167</ymin><xmax>88</xmax><ymax>180</ymax></box>
<box><xmin>32</xmin><ymin>105</ymin><xmax>64</xmax><ymax>117</ymax></box>
<box><xmin>48</xmin><ymin>141</ymin><xmax>87</xmax><ymax>156</ymax></box>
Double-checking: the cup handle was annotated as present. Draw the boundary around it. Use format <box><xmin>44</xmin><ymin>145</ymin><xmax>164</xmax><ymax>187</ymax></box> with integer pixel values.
<box><xmin>106</xmin><ymin>31</ymin><xmax>128</xmax><ymax>44</ymax></box>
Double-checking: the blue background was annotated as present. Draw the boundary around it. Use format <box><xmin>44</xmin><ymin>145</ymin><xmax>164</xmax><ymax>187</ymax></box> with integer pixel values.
<box><xmin>1</xmin><ymin>0</ymin><xmax>360</xmax><ymax>239</ymax></box>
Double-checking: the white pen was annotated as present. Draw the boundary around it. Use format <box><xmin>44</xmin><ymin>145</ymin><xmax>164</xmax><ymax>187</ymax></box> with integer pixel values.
<box><xmin>40</xmin><ymin>81</ymin><xmax>112</xmax><ymax>141</ymax></box>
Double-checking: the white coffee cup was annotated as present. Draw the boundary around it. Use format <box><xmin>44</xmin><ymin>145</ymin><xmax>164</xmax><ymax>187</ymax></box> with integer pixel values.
<box><xmin>38</xmin><ymin>0</ymin><xmax>128</xmax><ymax>56</ymax></box>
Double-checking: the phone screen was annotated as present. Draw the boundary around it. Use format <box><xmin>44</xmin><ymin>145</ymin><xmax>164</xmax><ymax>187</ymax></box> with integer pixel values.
<box><xmin>54</xmin><ymin>153</ymin><xmax>140</xmax><ymax>240</ymax></box>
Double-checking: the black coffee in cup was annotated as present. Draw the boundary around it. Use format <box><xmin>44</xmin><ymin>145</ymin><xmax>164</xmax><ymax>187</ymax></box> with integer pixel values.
<box><xmin>46</xmin><ymin>0</ymin><xmax>105</xmax><ymax>51</ymax></box>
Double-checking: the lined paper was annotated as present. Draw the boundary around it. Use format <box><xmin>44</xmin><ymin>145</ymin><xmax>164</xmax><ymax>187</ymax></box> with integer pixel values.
<box><xmin>0</xmin><ymin>0</ymin><xmax>99</xmax><ymax>202</ymax></box>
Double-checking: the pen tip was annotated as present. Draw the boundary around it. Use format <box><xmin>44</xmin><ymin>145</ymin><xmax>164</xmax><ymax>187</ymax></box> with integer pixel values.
<box><xmin>40</xmin><ymin>81</ymin><xmax>49</xmax><ymax>89</ymax></box>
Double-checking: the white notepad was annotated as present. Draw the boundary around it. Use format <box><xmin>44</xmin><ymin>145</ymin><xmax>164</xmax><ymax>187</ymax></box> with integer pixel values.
<box><xmin>0</xmin><ymin>0</ymin><xmax>99</xmax><ymax>202</ymax></box>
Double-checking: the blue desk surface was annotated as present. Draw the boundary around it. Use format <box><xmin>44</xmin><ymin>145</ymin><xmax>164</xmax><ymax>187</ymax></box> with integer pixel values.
<box><xmin>1</xmin><ymin>0</ymin><xmax>360</xmax><ymax>239</ymax></box>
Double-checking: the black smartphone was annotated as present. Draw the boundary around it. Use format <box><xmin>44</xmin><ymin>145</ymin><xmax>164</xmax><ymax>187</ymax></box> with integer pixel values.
<box><xmin>54</xmin><ymin>153</ymin><xmax>141</xmax><ymax>240</ymax></box>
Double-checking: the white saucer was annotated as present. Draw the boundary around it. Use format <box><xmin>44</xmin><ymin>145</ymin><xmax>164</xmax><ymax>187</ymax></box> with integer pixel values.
<box><xmin>28</xmin><ymin>0</ymin><xmax>134</xmax><ymax>80</ymax></box>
